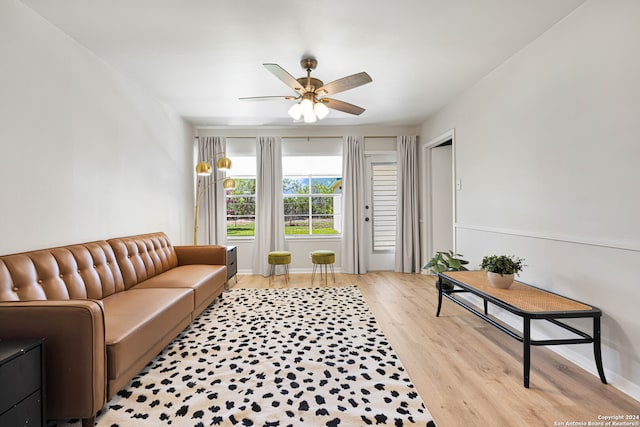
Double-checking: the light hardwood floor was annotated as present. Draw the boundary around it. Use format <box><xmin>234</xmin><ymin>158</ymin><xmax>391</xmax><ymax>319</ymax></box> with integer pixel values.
<box><xmin>233</xmin><ymin>272</ymin><xmax>639</xmax><ymax>427</ymax></box>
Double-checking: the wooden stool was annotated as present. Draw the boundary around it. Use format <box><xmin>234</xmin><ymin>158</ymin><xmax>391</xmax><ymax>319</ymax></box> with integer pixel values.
<box><xmin>311</xmin><ymin>250</ymin><xmax>335</xmax><ymax>286</ymax></box>
<box><xmin>268</xmin><ymin>251</ymin><xmax>291</xmax><ymax>285</ymax></box>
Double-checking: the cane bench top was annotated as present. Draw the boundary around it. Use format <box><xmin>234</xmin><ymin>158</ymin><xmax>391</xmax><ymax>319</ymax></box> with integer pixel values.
<box><xmin>440</xmin><ymin>271</ymin><xmax>594</xmax><ymax>313</ymax></box>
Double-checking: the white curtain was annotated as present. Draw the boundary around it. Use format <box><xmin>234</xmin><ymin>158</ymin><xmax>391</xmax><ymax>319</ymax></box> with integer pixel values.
<box><xmin>395</xmin><ymin>135</ymin><xmax>421</xmax><ymax>272</ymax></box>
<box><xmin>196</xmin><ymin>136</ymin><xmax>227</xmax><ymax>245</ymax></box>
<box><xmin>341</xmin><ymin>136</ymin><xmax>367</xmax><ymax>274</ymax></box>
<box><xmin>253</xmin><ymin>136</ymin><xmax>285</xmax><ymax>276</ymax></box>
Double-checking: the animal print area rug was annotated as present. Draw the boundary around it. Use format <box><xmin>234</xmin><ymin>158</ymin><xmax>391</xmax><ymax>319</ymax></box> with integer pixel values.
<box><xmin>51</xmin><ymin>287</ymin><xmax>436</xmax><ymax>427</ymax></box>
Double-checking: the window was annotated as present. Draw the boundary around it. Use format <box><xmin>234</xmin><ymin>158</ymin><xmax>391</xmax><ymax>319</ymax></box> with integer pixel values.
<box><xmin>282</xmin><ymin>154</ymin><xmax>342</xmax><ymax>236</ymax></box>
<box><xmin>225</xmin><ymin>155</ymin><xmax>256</xmax><ymax>237</ymax></box>
<box><xmin>224</xmin><ymin>137</ymin><xmax>342</xmax><ymax>238</ymax></box>
<box><xmin>283</xmin><ymin>175</ymin><xmax>342</xmax><ymax>235</ymax></box>
<box><xmin>226</xmin><ymin>177</ymin><xmax>256</xmax><ymax>236</ymax></box>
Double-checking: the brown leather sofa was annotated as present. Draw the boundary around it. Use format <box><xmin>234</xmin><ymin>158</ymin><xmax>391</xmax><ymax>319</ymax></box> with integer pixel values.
<box><xmin>0</xmin><ymin>232</ymin><xmax>228</xmax><ymax>426</ymax></box>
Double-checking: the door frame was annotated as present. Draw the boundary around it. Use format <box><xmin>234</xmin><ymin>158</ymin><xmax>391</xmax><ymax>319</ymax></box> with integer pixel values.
<box><xmin>421</xmin><ymin>129</ymin><xmax>457</xmax><ymax>268</ymax></box>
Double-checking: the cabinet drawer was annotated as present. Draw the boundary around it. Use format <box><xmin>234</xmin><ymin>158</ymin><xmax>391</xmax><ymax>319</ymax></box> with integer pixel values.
<box><xmin>227</xmin><ymin>246</ymin><xmax>237</xmax><ymax>263</ymax></box>
<box><xmin>0</xmin><ymin>346</ymin><xmax>42</xmax><ymax>415</ymax></box>
<box><xmin>226</xmin><ymin>246</ymin><xmax>237</xmax><ymax>280</ymax></box>
<box><xmin>0</xmin><ymin>390</ymin><xmax>42</xmax><ymax>427</ymax></box>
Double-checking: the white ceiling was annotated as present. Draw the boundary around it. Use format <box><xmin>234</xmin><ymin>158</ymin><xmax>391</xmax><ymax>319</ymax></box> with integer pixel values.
<box><xmin>21</xmin><ymin>0</ymin><xmax>585</xmax><ymax>128</ymax></box>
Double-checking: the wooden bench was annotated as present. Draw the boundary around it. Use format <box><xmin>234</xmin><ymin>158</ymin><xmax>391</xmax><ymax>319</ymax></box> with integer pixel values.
<box><xmin>436</xmin><ymin>271</ymin><xmax>607</xmax><ymax>388</ymax></box>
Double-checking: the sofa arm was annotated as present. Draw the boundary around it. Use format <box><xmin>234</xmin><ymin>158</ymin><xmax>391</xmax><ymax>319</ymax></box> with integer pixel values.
<box><xmin>0</xmin><ymin>299</ymin><xmax>106</xmax><ymax>420</ymax></box>
<box><xmin>174</xmin><ymin>245</ymin><xmax>227</xmax><ymax>266</ymax></box>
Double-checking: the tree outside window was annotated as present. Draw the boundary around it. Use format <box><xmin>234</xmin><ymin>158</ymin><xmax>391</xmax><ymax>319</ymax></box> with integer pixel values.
<box><xmin>226</xmin><ymin>177</ymin><xmax>256</xmax><ymax>236</ymax></box>
<box><xmin>283</xmin><ymin>176</ymin><xmax>341</xmax><ymax>235</ymax></box>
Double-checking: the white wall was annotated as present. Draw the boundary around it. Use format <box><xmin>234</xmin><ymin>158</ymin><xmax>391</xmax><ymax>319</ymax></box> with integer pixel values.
<box><xmin>198</xmin><ymin>126</ymin><xmax>416</xmax><ymax>274</ymax></box>
<box><xmin>419</xmin><ymin>0</ymin><xmax>640</xmax><ymax>399</ymax></box>
<box><xmin>0</xmin><ymin>1</ymin><xmax>194</xmax><ymax>253</ymax></box>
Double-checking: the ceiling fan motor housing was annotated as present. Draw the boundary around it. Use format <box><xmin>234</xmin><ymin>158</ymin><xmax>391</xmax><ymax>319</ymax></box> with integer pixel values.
<box><xmin>297</xmin><ymin>77</ymin><xmax>323</xmax><ymax>93</ymax></box>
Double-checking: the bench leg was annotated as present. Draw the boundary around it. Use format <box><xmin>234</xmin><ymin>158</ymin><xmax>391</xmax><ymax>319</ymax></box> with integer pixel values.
<box><xmin>523</xmin><ymin>317</ymin><xmax>531</xmax><ymax>388</ymax></box>
<box><xmin>594</xmin><ymin>317</ymin><xmax>607</xmax><ymax>384</ymax></box>
<box><xmin>436</xmin><ymin>278</ymin><xmax>444</xmax><ymax>317</ymax></box>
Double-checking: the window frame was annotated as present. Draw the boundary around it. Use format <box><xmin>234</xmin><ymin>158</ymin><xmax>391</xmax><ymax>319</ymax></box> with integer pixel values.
<box><xmin>225</xmin><ymin>175</ymin><xmax>256</xmax><ymax>239</ymax></box>
<box><xmin>283</xmin><ymin>174</ymin><xmax>342</xmax><ymax>238</ymax></box>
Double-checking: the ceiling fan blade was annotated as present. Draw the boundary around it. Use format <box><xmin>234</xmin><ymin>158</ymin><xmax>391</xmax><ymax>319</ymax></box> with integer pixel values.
<box><xmin>316</xmin><ymin>72</ymin><xmax>372</xmax><ymax>96</ymax></box>
<box><xmin>263</xmin><ymin>63</ymin><xmax>305</xmax><ymax>94</ymax></box>
<box><xmin>239</xmin><ymin>95</ymin><xmax>299</xmax><ymax>101</ymax></box>
<box><xmin>321</xmin><ymin>98</ymin><xmax>366</xmax><ymax>115</ymax></box>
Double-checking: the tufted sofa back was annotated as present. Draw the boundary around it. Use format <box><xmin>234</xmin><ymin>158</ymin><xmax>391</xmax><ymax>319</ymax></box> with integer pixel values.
<box><xmin>0</xmin><ymin>232</ymin><xmax>181</xmax><ymax>302</ymax></box>
<box><xmin>107</xmin><ymin>232</ymin><xmax>178</xmax><ymax>289</ymax></box>
<box><xmin>0</xmin><ymin>240</ymin><xmax>124</xmax><ymax>302</ymax></box>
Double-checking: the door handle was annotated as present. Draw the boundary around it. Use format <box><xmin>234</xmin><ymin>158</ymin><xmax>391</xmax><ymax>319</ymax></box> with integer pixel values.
<box><xmin>365</xmin><ymin>217</ymin><xmax>370</xmax><ymax>222</ymax></box>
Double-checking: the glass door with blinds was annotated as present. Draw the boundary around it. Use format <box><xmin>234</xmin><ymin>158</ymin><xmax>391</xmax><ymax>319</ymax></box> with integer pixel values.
<box><xmin>364</xmin><ymin>155</ymin><xmax>397</xmax><ymax>271</ymax></box>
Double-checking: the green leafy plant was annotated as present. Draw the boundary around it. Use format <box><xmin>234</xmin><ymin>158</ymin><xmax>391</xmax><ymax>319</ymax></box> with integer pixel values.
<box><xmin>480</xmin><ymin>255</ymin><xmax>526</xmax><ymax>276</ymax></box>
<box><xmin>424</xmin><ymin>250</ymin><xmax>469</xmax><ymax>275</ymax></box>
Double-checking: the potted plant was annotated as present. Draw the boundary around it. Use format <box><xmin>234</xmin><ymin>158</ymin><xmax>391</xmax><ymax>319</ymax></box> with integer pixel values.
<box><xmin>424</xmin><ymin>250</ymin><xmax>469</xmax><ymax>275</ymax></box>
<box><xmin>480</xmin><ymin>254</ymin><xmax>526</xmax><ymax>289</ymax></box>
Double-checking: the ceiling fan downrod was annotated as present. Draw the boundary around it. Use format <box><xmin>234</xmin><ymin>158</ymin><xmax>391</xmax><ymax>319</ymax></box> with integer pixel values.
<box><xmin>301</xmin><ymin>58</ymin><xmax>317</xmax><ymax>92</ymax></box>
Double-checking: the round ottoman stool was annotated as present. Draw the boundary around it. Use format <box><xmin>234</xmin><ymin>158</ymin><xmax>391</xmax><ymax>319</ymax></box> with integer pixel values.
<box><xmin>268</xmin><ymin>251</ymin><xmax>291</xmax><ymax>285</ymax></box>
<box><xmin>311</xmin><ymin>250</ymin><xmax>335</xmax><ymax>286</ymax></box>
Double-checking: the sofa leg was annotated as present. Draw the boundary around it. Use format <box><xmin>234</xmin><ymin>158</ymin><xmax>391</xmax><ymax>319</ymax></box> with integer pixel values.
<box><xmin>82</xmin><ymin>416</ymin><xmax>96</xmax><ymax>427</ymax></box>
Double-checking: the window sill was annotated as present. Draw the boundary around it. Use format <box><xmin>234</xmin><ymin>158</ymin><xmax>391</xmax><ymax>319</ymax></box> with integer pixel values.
<box><xmin>285</xmin><ymin>235</ymin><xmax>342</xmax><ymax>242</ymax></box>
<box><xmin>226</xmin><ymin>236</ymin><xmax>255</xmax><ymax>242</ymax></box>
<box><xmin>226</xmin><ymin>235</ymin><xmax>342</xmax><ymax>243</ymax></box>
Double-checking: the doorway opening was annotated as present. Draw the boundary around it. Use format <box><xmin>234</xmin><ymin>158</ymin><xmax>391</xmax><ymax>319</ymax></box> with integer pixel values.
<box><xmin>421</xmin><ymin>130</ymin><xmax>456</xmax><ymax>268</ymax></box>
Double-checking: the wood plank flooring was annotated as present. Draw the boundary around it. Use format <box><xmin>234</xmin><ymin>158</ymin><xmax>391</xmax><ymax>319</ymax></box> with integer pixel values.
<box><xmin>233</xmin><ymin>272</ymin><xmax>639</xmax><ymax>427</ymax></box>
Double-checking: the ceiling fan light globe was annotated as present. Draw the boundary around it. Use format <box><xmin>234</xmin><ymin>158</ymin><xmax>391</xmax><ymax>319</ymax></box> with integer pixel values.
<box><xmin>299</xmin><ymin>98</ymin><xmax>314</xmax><ymax>116</ymax></box>
<box><xmin>304</xmin><ymin>112</ymin><xmax>317</xmax><ymax>123</ymax></box>
<box><xmin>314</xmin><ymin>102</ymin><xmax>330</xmax><ymax>119</ymax></box>
<box><xmin>288</xmin><ymin>103</ymin><xmax>302</xmax><ymax>120</ymax></box>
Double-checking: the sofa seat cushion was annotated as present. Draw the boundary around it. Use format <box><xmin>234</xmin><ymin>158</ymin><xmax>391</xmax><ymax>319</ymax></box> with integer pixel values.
<box><xmin>132</xmin><ymin>265</ymin><xmax>226</xmax><ymax>310</ymax></box>
<box><xmin>102</xmin><ymin>288</ymin><xmax>193</xmax><ymax>380</ymax></box>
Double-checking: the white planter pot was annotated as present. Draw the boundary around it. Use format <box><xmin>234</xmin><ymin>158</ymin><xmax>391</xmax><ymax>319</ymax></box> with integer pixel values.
<box><xmin>487</xmin><ymin>272</ymin><xmax>514</xmax><ymax>289</ymax></box>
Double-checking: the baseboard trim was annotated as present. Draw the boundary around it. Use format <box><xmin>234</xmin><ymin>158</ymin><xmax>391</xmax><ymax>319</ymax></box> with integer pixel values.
<box><xmin>237</xmin><ymin>268</ymin><xmax>343</xmax><ymax>275</ymax></box>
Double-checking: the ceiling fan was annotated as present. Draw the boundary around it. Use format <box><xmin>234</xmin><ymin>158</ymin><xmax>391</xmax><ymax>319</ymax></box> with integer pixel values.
<box><xmin>240</xmin><ymin>57</ymin><xmax>372</xmax><ymax>122</ymax></box>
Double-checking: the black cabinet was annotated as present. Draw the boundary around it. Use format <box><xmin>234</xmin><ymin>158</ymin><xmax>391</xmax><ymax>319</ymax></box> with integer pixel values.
<box><xmin>226</xmin><ymin>245</ymin><xmax>237</xmax><ymax>288</ymax></box>
<box><xmin>0</xmin><ymin>339</ymin><xmax>45</xmax><ymax>427</ymax></box>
